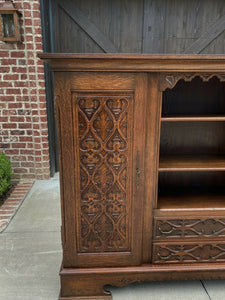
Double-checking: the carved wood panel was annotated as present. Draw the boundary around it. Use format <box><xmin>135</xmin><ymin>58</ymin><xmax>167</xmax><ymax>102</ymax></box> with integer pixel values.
<box><xmin>153</xmin><ymin>242</ymin><xmax>225</xmax><ymax>263</ymax></box>
<box><xmin>154</xmin><ymin>218</ymin><xmax>225</xmax><ymax>240</ymax></box>
<box><xmin>159</xmin><ymin>73</ymin><xmax>225</xmax><ymax>91</ymax></box>
<box><xmin>73</xmin><ymin>92</ymin><xmax>133</xmax><ymax>253</ymax></box>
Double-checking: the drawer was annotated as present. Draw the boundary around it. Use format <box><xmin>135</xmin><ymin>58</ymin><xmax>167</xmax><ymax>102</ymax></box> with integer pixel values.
<box><xmin>154</xmin><ymin>217</ymin><xmax>225</xmax><ymax>240</ymax></box>
<box><xmin>153</xmin><ymin>241</ymin><xmax>225</xmax><ymax>264</ymax></box>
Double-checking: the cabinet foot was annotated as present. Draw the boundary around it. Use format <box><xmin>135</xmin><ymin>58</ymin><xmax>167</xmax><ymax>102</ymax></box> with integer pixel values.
<box><xmin>59</xmin><ymin>266</ymin><xmax>112</xmax><ymax>299</ymax></box>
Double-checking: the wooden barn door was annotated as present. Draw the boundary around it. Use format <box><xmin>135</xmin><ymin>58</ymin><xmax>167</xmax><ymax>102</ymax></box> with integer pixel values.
<box><xmin>50</xmin><ymin>0</ymin><xmax>225</xmax><ymax>54</ymax></box>
<box><xmin>41</xmin><ymin>0</ymin><xmax>225</xmax><ymax>175</ymax></box>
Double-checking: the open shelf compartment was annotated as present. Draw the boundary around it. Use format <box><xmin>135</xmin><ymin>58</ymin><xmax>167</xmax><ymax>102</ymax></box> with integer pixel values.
<box><xmin>162</xmin><ymin>76</ymin><xmax>225</xmax><ymax>118</ymax></box>
<box><xmin>158</xmin><ymin>171</ymin><xmax>225</xmax><ymax>210</ymax></box>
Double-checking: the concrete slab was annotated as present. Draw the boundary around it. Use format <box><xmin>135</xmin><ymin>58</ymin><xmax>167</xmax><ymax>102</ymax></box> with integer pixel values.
<box><xmin>202</xmin><ymin>280</ymin><xmax>225</xmax><ymax>300</ymax></box>
<box><xmin>108</xmin><ymin>280</ymin><xmax>209</xmax><ymax>300</ymax></box>
<box><xmin>0</xmin><ymin>231</ymin><xmax>62</xmax><ymax>300</ymax></box>
<box><xmin>5</xmin><ymin>179</ymin><xmax>61</xmax><ymax>233</ymax></box>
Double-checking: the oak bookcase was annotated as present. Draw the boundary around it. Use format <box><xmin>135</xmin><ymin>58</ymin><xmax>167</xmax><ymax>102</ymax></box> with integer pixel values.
<box><xmin>40</xmin><ymin>54</ymin><xmax>225</xmax><ymax>299</ymax></box>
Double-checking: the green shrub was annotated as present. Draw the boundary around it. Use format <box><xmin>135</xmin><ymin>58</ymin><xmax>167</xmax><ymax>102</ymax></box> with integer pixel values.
<box><xmin>0</xmin><ymin>152</ymin><xmax>13</xmax><ymax>198</ymax></box>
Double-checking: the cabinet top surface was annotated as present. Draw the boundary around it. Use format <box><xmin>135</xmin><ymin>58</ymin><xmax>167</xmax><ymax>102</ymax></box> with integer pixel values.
<box><xmin>39</xmin><ymin>53</ymin><xmax>225</xmax><ymax>72</ymax></box>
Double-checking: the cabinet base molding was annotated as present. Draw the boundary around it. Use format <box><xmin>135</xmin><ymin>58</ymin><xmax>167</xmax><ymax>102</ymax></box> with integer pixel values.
<box><xmin>59</xmin><ymin>296</ymin><xmax>112</xmax><ymax>300</ymax></box>
<box><xmin>59</xmin><ymin>263</ymin><xmax>225</xmax><ymax>299</ymax></box>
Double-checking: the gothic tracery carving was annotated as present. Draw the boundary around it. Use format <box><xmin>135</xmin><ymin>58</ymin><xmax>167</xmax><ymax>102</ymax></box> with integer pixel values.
<box><xmin>75</xmin><ymin>93</ymin><xmax>133</xmax><ymax>253</ymax></box>
<box><xmin>159</xmin><ymin>73</ymin><xmax>225</xmax><ymax>91</ymax></box>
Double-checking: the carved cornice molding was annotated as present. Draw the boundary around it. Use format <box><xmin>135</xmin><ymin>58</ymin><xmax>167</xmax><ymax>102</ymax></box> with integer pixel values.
<box><xmin>159</xmin><ymin>73</ymin><xmax>225</xmax><ymax>91</ymax></box>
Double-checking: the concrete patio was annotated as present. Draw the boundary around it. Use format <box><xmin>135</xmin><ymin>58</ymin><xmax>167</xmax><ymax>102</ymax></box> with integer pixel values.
<box><xmin>0</xmin><ymin>175</ymin><xmax>225</xmax><ymax>300</ymax></box>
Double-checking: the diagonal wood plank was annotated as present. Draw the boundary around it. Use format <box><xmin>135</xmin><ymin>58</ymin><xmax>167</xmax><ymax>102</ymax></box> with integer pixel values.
<box><xmin>58</xmin><ymin>0</ymin><xmax>118</xmax><ymax>53</ymax></box>
<box><xmin>183</xmin><ymin>14</ymin><xmax>225</xmax><ymax>54</ymax></box>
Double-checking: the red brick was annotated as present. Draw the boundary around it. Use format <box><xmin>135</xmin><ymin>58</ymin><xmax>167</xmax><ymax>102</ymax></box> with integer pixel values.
<box><xmin>0</xmin><ymin>51</ymin><xmax>9</xmax><ymax>57</ymax></box>
<box><xmin>12</xmin><ymin>143</ymin><xmax>26</xmax><ymax>148</ymax></box>
<box><xmin>25</xmin><ymin>19</ymin><xmax>32</xmax><ymax>26</ymax></box>
<box><xmin>10</xmin><ymin>116</ymin><xmax>25</xmax><ymax>122</ymax></box>
<box><xmin>33</xmin><ymin>11</ymin><xmax>41</xmax><ymax>18</ymax></box>
<box><xmin>25</xmin><ymin>27</ymin><xmax>33</xmax><ymax>34</ymax></box>
<box><xmin>35</xmin><ymin>36</ymin><xmax>42</xmax><ymax>43</ymax></box>
<box><xmin>0</xmin><ymin>143</ymin><xmax>10</xmax><ymax>148</ymax></box>
<box><xmin>6</xmin><ymin>89</ymin><xmax>21</xmax><ymax>95</ymax></box>
<box><xmin>17</xmin><ymin>43</ymin><xmax>25</xmax><ymax>50</ymax></box>
<box><xmin>4</xmin><ymin>149</ymin><xmax>19</xmax><ymax>155</ymax></box>
<box><xmin>19</xmin><ymin>123</ymin><xmax>32</xmax><ymax>129</ymax></box>
<box><xmin>3</xmin><ymin>110</ymin><xmax>16</xmax><ymax>116</ymax></box>
<box><xmin>26</xmin><ymin>36</ymin><xmax>33</xmax><ymax>42</ymax></box>
<box><xmin>18</xmin><ymin>59</ymin><xmax>26</xmax><ymax>65</ymax></box>
<box><xmin>0</xmin><ymin>116</ymin><xmax>8</xmax><ymax>122</ymax></box>
<box><xmin>33</xmin><ymin>3</ymin><xmax>40</xmax><ymax>10</ymax></box>
<box><xmin>20</xmin><ymin>150</ymin><xmax>34</xmax><ymax>155</ymax></box>
<box><xmin>20</xmin><ymin>74</ymin><xmax>28</xmax><ymax>80</ymax></box>
<box><xmin>34</xmin><ymin>19</ymin><xmax>41</xmax><ymax>26</ymax></box>
<box><xmin>28</xmin><ymin>66</ymin><xmax>36</xmax><ymax>73</ymax></box>
<box><xmin>19</xmin><ymin>136</ymin><xmax>32</xmax><ymax>142</ymax></box>
<box><xmin>10</xmin><ymin>52</ymin><xmax>25</xmax><ymax>58</ymax></box>
<box><xmin>3</xmin><ymin>123</ymin><xmax>17</xmax><ymax>129</ymax></box>
<box><xmin>8</xmin><ymin>103</ymin><xmax>22</xmax><ymax>109</ymax></box>
<box><xmin>3</xmin><ymin>74</ymin><xmax>19</xmax><ymax>80</ymax></box>
<box><xmin>0</xmin><ymin>82</ymin><xmax>13</xmax><ymax>87</ymax></box>
<box><xmin>38</xmin><ymin>74</ymin><xmax>45</xmax><ymax>80</ymax></box>
<box><xmin>28</xmin><ymin>59</ymin><xmax>35</xmax><ymax>65</ymax></box>
<box><xmin>21</xmin><ymin>174</ymin><xmax>35</xmax><ymax>179</ymax></box>
<box><xmin>24</xmin><ymin>11</ymin><xmax>31</xmax><ymax>18</ymax></box>
<box><xmin>12</xmin><ymin>67</ymin><xmax>27</xmax><ymax>73</ymax></box>
<box><xmin>35</xmin><ymin>28</ymin><xmax>42</xmax><ymax>35</ymax></box>
<box><xmin>21</xmin><ymin>162</ymin><xmax>34</xmax><ymax>168</ymax></box>
<box><xmin>27</xmin><ymin>44</ymin><xmax>34</xmax><ymax>50</ymax></box>
<box><xmin>35</xmin><ymin>44</ymin><xmax>43</xmax><ymax>50</ymax></box>
<box><xmin>24</xmin><ymin>2</ymin><xmax>31</xmax><ymax>9</ymax></box>
<box><xmin>13</xmin><ymin>168</ymin><xmax>28</xmax><ymax>173</ymax></box>
<box><xmin>1</xmin><ymin>59</ymin><xmax>17</xmax><ymax>65</ymax></box>
<box><xmin>14</xmin><ymin>81</ymin><xmax>29</xmax><ymax>87</ymax></box>
<box><xmin>0</xmin><ymin>67</ymin><xmax>10</xmax><ymax>73</ymax></box>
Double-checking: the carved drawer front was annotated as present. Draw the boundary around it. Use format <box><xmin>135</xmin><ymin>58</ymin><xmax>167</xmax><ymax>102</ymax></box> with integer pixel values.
<box><xmin>153</xmin><ymin>242</ymin><xmax>225</xmax><ymax>264</ymax></box>
<box><xmin>154</xmin><ymin>217</ymin><xmax>225</xmax><ymax>240</ymax></box>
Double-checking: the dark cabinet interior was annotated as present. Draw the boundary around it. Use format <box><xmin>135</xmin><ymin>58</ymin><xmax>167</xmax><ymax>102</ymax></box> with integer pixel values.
<box><xmin>159</xmin><ymin>76</ymin><xmax>225</xmax><ymax>210</ymax></box>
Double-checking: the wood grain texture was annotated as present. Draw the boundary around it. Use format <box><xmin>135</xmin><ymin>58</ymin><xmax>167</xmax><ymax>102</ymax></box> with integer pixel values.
<box><xmin>38</xmin><ymin>53</ymin><xmax>225</xmax><ymax>72</ymax></box>
<box><xmin>159</xmin><ymin>155</ymin><xmax>225</xmax><ymax>171</ymax></box>
<box><xmin>59</xmin><ymin>263</ymin><xmax>225</xmax><ymax>299</ymax></box>
<box><xmin>153</xmin><ymin>241</ymin><xmax>225</xmax><ymax>263</ymax></box>
<box><xmin>158</xmin><ymin>193</ymin><xmax>225</xmax><ymax>211</ymax></box>
<box><xmin>52</xmin><ymin>0</ymin><xmax>143</xmax><ymax>54</ymax></box>
<box><xmin>161</xmin><ymin>116</ymin><xmax>225</xmax><ymax>121</ymax></box>
<box><xmin>160</xmin><ymin>122</ymin><xmax>225</xmax><ymax>156</ymax></box>
<box><xmin>142</xmin><ymin>73</ymin><xmax>161</xmax><ymax>263</ymax></box>
<box><xmin>183</xmin><ymin>14</ymin><xmax>225</xmax><ymax>54</ymax></box>
<box><xmin>154</xmin><ymin>216</ymin><xmax>225</xmax><ymax>240</ymax></box>
<box><xmin>58</xmin><ymin>0</ymin><xmax>118</xmax><ymax>53</ymax></box>
<box><xmin>50</xmin><ymin>0</ymin><xmax>225</xmax><ymax>55</ymax></box>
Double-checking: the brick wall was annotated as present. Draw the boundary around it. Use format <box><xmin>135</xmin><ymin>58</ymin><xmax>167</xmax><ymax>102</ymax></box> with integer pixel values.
<box><xmin>0</xmin><ymin>0</ymin><xmax>50</xmax><ymax>180</ymax></box>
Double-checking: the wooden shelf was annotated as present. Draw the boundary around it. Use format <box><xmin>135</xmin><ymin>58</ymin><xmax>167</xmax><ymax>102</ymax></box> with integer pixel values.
<box><xmin>159</xmin><ymin>155</ymin><xmax>225</xmax><ymax>171</ymax></box>
<box><xmin>161</xmin><ymin>115</ymin><xmax>225</xmax><ymax>122</ymax></box>
<box><xmin>158</xmin><ymin>189</ymin><xmax>225</xmax><ymax>211</ymax></box>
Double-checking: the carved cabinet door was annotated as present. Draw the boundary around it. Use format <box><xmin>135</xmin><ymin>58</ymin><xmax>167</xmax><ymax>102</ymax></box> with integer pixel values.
<box><xmin>55</xmin><ymin>72</ymin><xmax>148</xmax><ymax>267</ymax></box>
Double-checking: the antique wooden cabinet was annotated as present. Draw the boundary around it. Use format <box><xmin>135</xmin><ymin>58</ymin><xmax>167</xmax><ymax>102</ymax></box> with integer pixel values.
<box><xmin>40</xmin><ymin>54</ymin><xmax>225</xmax><ymax>299</ymax></box>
